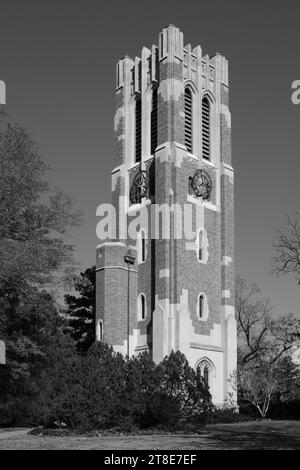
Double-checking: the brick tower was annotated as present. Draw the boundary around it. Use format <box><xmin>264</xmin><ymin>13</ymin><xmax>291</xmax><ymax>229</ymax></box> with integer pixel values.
<box><xmin>96</xmin><ymin>25</ymin><xmax>237</xmax><ymax>405</ymax></box>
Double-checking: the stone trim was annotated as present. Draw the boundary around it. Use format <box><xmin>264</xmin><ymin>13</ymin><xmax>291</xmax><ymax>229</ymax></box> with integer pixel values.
<box><xmin>134</xmin><ymin>345</ymin><xmax>150</xmax><ymax>352</ymax></box>
<box><xmin>190</xmin><ymin>343</ymin><xmax>223</xmax><ymax>352</ymax></box>
<box><xmin>96</xmin><ymin>266</ymin><xmax>138</xmax><ymax>273</ymax></box>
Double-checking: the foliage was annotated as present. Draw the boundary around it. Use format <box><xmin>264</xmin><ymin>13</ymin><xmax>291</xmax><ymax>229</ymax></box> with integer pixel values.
<box><xmin>0</xmin><ymin>114</ymin><xmax>82</xmax><ymax>425</ymax></box>
<box><xmin>39</xmin><ymin>342</ymin><xmax>125</xmax><ymax>430</ymax></box>
<box><xmin>272</xmin><ymin>355</ymin><xmax>300</xmax><ymax>404</ymax></box>
<box><xmin>0</xmin><ymin>287</ymin><xmax>76</xmax><ymax>426</ymax></box>
<box><xmin>238</xmin><ymin>356</ymin><xmax>300</xmax><ymax>419</ymax></box>
<box><xmin>0</xmin><ymin>117</ymin><xmax>82</xmax><ymax>289</ymax></box>
<box><xmin>38</xmin><ymin>345</ymin><xmax>212</xmax><ymax>431</ymax></box>
<box><xmin>205</xmin><ymin>407</ymin><xmax>251</xmax><ymax>424</ymax></box>
<box><xmin>64</xmin><ymin>266</ymin><xmax>96</xmax><ymax>354</ymax></box>
<box><xmin>158</xmin><ymin>351</ymin><xmax>212</xmax><ymax>423</ymax></box>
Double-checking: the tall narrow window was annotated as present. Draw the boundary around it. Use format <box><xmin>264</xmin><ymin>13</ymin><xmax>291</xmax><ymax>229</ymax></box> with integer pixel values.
<box><xmin>203</xmin><ymin>365</ymin><xmax>209</xmax><ymax>386</ymax></box>
<box><xmin>151</xmin><ymin>88</ymin><xmax>158</xmax><ymax>154</ymax></box>
<box><xmin>138</xmin><ymin>294</ymin><xmax>146</xmax><ymax>320</ymax></box>
<box><xmin>198</xmin><ymin>230</ymin><xmax>204</xmax><ymax>261</ymax></box>
<box><xmin>197</xmin><ymin>228</ymin><xmax>207</xmax><ymax>263</ymax></box>
<box><xmin>196</xmin><ymin>359</ymin><xmax>215</xmax><ymax>395</ymax></box>
<box><xmin>141</xmin><ymin>294</ymin><xmax>145</xmax><ymax>320</ymax></box>
<box><xmin>197</xmin><ymin>293</ymin><xmax>208</xmax><ymax>320</ymax></box>
<box><xmin>96</xmin><ymin>319</ymin><xmax>103</xmax><ymax>342</ymax></box>
<box><xmin>199</xmin><ymin>294</ymin><xmax>205</xmax><ymax>319</ymax></box>
<box><xmin>138</xmin><ymin>230</ymin><xmax>146</xmax><ymax>263</ymax></box>
<box><xmin>135</xmin><ymin>97</ymin><xmax>142</xmax><ymax>162</ymax></box>
<box><xmin>141</xmin><ymin>231</ymin><xmax>146</xmax><ymax>262</ymax></box>
<box><xmin>184</xmin><ymin>88</ymin><xmax>193</xmax><ymax>153</ymax></box>
<box><xmin>202</xmin><ymin>96</ymin><xmax>210</xmax><ymax>159</ymax></box>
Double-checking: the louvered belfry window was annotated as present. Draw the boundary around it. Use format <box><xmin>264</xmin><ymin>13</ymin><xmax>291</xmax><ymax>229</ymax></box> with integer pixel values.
<box><xmin>184</xmin><ymin>88</ymin><xmax>193</xmax><ymax>153</ymax></box>
<box><xmin>202</xmin><ymin>96</ymin><xmax>210</xmax><ymax>159</ymax></box>
<box><xmin>151</xmin><ymin>88</ymin><xmax>158</xmax><ymax>155</ymax></box>
<box><xmin>135</xmin><ymin>97</ymin><xmax>142</xmax><ymax>163</ymax></box>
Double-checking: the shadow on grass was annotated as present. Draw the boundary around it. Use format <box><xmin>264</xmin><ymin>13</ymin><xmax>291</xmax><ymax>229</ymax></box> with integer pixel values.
<box><xmin>192</xmin><ymin>421</ymin><xmax>300</xmax><ymax>449</ymax></box>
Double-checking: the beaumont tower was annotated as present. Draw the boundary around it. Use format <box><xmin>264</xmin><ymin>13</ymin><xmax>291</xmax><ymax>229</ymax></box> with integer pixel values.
<box><xmin>96</xmin><ymin>25</ymin><xmax>237</xmax><ymax>405</ymax></box>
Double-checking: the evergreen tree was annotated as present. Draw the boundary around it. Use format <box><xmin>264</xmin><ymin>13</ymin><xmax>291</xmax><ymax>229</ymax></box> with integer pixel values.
<box><xmin>64</xmin><ymin>266</ymin><xmax>96</xmax><ymax>354</ymax></box>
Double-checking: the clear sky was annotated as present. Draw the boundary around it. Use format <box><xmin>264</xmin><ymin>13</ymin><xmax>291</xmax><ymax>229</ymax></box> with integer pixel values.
<box><xmin>0</xmin><ymin>0</ymin><xmax>299</xmax><ymax>317</ymax></box>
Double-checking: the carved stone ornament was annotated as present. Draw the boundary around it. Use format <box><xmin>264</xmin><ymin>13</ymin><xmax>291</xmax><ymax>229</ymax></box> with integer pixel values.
<box><xmin>191</xmin><ymin>169</ymin><xmax>212</xmax><ymax>200</ymax></box>
<box><xmin>130</xmin><ymin>170</ymin><xmax>149</xmax><ymax>204</ymax></box>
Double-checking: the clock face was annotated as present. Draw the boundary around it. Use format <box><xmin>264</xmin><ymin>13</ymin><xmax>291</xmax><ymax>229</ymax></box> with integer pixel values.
<box><xmin>191</xmin><ymin>169</ymin><xmax>212</xmax><ymax>200</ymax></box>
<box><xmin>130</xmin><ymin>170</ymin><xmax>149</xmax><ymax>204</ymax></box>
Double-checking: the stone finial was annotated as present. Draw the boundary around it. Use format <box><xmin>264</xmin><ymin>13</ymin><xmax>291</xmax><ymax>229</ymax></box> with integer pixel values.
<box><xmin>159</xmin><ymin>24</ymin><xmax>184</xmax><ymax>61</ymax></box>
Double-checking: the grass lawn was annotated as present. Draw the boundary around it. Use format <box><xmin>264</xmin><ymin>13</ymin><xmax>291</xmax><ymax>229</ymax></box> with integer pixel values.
<box><xmin>0</xmin><ymin>420</ymin><xmax>300</xmax><ymax>450</ymax></box>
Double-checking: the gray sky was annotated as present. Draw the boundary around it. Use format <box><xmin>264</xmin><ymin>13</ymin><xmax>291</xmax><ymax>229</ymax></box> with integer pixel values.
<box><xmin>0</xmin><ymin>0</ymin><xmax>299</xmax><ymax>317</ymax></box>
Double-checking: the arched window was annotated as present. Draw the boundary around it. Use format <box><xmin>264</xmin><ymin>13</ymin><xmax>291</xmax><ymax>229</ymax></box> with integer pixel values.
<box><xmin>151</xmin><ymin>87</ymin><xmax>158</xmax><ymax>155</ymax></box>
<box><xmin>202</xmin><ymin>96</ymin><xmax>210</xmax><ymax>160</ymax></box>
<box><xmin>197</xmin><ymin>293</ymin><xmax>208</xmax><ymax>320</ymax></box>
<box><xmin>135</xmin><ymin>96</ymin><xmax>142</xmax><ymax>162</ymax></box>
<box><xmin>199</xmin><ymin>294</ymin><xmax>204</xmax><ymax>319</ymax></box>
<box><xmin>138</xmin><ymin>293</ymin><xmax>146</xmax><ymax>320</ymax></box>
<box><xmin>96</xmin><ymin>319</ymin><xmax>103</xmax><ymax>342</ymax></box>
<box><xmin>184</xmin><ymin>87</ymin><xmax>193</xmax><ymax>153</ymax></box>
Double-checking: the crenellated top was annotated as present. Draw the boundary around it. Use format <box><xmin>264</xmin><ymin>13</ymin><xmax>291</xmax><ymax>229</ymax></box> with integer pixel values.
<box><xmin>115</xmin><ymin>25</ymin><xmax>228</xmax><ymax>93</ymax></box>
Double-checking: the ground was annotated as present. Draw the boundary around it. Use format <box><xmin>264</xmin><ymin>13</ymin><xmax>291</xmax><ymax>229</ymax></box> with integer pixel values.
<box><xmin>0</xmin><ymin>420</ymin><xmax>299</xmax><ymax>450</ymax></box>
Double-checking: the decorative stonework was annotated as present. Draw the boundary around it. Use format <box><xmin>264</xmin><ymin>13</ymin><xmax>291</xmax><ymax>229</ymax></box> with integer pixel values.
<box><xmin>129</xmin><ymin>170</ymin><xmax>149</xmax><ymax>204</ymax></box>
<box><xmin>191</xmin><ymin>169</ymin><xmax>212</xmax><ymax>200</ymax></box>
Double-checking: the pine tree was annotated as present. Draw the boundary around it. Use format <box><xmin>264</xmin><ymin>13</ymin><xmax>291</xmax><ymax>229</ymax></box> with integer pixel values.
<box><xmin>64</xmin><ymin>266</ymin><xmax>96</xmax><ymax>354</ymax></box>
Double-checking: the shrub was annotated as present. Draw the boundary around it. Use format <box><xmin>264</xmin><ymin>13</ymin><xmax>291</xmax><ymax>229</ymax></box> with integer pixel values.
<box><xmin>41</xmin><ymin>342</ymin><xmax>127</xmax><ymax>431</ymax></box>
<box><xmin>158</xmin><ymin>351</ymin><xmax>212</xmax><ymax>421</ymax></box>
<box><xmin>41</xmin><ymin>346</ymin><xmax>212</xmax><ymax>431</ymax></box>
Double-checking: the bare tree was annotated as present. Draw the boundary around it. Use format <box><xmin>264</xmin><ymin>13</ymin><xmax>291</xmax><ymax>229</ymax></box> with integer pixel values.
<box><xmin>238</xmin><ymin>361</ymin><xmax>280</xmax><ymax>418</ymax></box>
<box><xmin>235</xmin><ymin>277</ymin><xmax>300</xmax><ymax>366</ymax></box>
<box><xmin>236</xmin><ymin>277</ymin><xmax>300</xmax><ymax>416</ymax></box>
<box><xmin>271</xmin><ymin>212</ymin><xmax>300</xmax><ymax>283</ymax></box>
<box><xmin>235</xmin><ymin>278</ymin><xmax>272</xmax><ymax>365</ymax></box>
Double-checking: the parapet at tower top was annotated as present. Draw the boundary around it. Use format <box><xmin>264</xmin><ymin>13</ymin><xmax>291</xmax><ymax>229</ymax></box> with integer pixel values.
<box><xmin>116</xmin><ymin>24</ymin><xmax>229</xmax><ymax>90</ymax></box>
<box><xmin>119</xmin><ymin>24</ymin><xmax>226</xmax><ymax>64</ymax></box>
